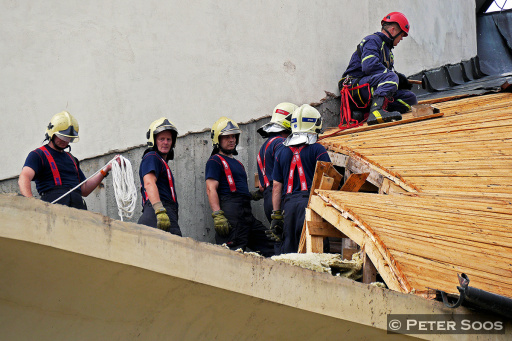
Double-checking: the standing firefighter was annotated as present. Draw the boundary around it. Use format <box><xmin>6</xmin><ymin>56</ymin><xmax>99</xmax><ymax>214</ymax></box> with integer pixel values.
<box><xmin>205</xmin><ymin>117</ymin><xmax>274</xmax><ymax>256</ymax></box>
<box><xmin>256</xmin><ymin>102</ymin><xmax>298</xmax><ymax>223</ymax></box>
<box><xmin>271</xmin><ymin>105</ymin><xmax>331</xmax><ymax>254</ymax></box>
<box><xmin>138</xmin><ymin>118</ymin><xmax>182</xmax><ymax>236</ymax></box>
<box><xmin>19</xmin><ymin>111</ymin><xmax>116</xmax><ymax>209</ymax></box>
<box><xmin>340</xmin><ymin>12</ymin><xmax>417</xmax><ymax>125</ymax></box>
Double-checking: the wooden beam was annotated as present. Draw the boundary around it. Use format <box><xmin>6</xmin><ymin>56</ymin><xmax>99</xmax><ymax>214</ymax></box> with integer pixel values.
<box><xmin>320</xmin><ymin>112</ymin><xmax>443</xmax><ymax>138</ymax></box>
<box><xmin>298</xmin><ymin>162</ymin><xmax>343</xmax><ymax>253</ymax></box>
<box><xmin>307</xmin><ymin>221</ymin><xmax>347</xmax><ymax>238</ymax></box>
<box><xmin>340</xmin><ymin>173</ymin><xmax>369</xmax><ymax>192</ymax></box>
<box><xmin>362</xmin><ymin>247</ymin><xmax>377</xmax><ymax>284</ymax></box>
<box><xmin>305</xmin><ymin>209</ymin><xmax>324</xmax><ymax>253</ymax></box>
<box><xmin>308</xmin><ymin>195</ymin><xmax>410</xmax><ymax>292</ymax></box>
<box><xmin>254</xmin><ymin>172</ymin><xmax>260</xmax><ymax>188</ymax></box>
<box><xmin>319</xmin><ymin>175</ymin><xmax>334</xmax><ymax>190</ymax></box>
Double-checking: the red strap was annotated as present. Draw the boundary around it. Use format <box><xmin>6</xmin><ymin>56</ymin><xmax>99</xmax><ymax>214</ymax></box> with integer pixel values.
<box><xmin>216</xmin><ymin>155</ymin><xmax>236</xmax><ymax>192</ymax></box>
<box><xmin>160</xmin><ymin>159</ymin><xmax>176</xmax><ymax>202</ymax></box>
<box><xmin>142</xmin><ymin>153</ymin><xmax>176</xmax><ymax>203</ymax></box>
<box><xmin>286</xmin><ymin>146</ymin><xmax>308</xmax><ymax>194</ymax></box>
<box><xmin>338</xmin><ymin>81</ymin><xmax>370</xmax><ymax>130</ymax></box>
<box><xmin>38</xmin><ymin>146</ymin><xmax>62</xmax><ymax>186</ymax></box>
<box><xmin>257</xmin><ymin>136</ymin><xmax>280</xmax><ymax>188</ymax></box>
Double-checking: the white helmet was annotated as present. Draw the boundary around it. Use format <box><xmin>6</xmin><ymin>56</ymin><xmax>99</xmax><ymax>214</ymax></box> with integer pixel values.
<box><xmin>257</xmin><ymin>102</ymin><xmax>298</xmax><ymax>138</ymax></box>
<box><xmin>283</xmin><ymin>104</ymin><xmax>323</xmax><ymax>146</ymax></box>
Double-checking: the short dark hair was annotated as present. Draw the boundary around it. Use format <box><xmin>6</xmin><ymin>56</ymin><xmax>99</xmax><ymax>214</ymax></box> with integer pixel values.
<box><xmin>382</xmin><ymin>22</ymin><xmax>399</xmax><ymax>31</ymax></box>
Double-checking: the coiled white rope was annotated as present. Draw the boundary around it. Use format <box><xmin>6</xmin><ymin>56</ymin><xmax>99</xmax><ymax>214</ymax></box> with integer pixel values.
<box><xmin>110</xmin><ymin>156</ymin><xmax>138</xmax><ymax>221</ymax></box>
<box><xmin>50</xmin><ymin>155</ymin><xmax>137</xmax><ymax>221</ymax></box>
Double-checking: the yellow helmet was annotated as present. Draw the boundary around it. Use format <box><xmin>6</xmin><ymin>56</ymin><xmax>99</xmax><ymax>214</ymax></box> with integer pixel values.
<box><xmin>211</xmin><ymin>117</ymin><xmax>241</xmax><ymax>155</ymax></box>
<box><xmin>257</xmin><ymin>102</ymin><xmax>298</xmax><ymax>137</ymax></box>
<box><xmin>283</xmin><ymin>104</ymin><xmax>323</xmax><ymax>146</ymax></box>
<box><xmin>146</xmin><ymin>117</ymin><xmax>178</xmax><ymax>147</ymax></box>
<box><xmin>146</xmin><ymin>117</ymin><xmax>178</xmax><ymax>160</ymax></box>
<box><xmin>45</xmin><ymin>111</ymin><xmax>80</xmax><ymax>143</ymax></box>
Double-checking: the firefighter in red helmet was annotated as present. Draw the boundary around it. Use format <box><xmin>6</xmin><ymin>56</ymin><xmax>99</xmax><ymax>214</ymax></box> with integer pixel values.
<box><xmin>339</xmin><ymin>12</ymin><xmax>417</xmax><ymax>125</ymax></box>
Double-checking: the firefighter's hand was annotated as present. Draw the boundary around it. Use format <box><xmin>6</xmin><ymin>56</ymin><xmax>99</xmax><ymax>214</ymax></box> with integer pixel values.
<box><xmin>266</xmin><ymin>210</ymin><xmax>284</xmax><ymax>241</ymax></box>
<box><xmin>212</xmin><ymin>210</ymin><xmax>231</xmax><ymax>237</ymax></box>
<box><xmin>250</xmin><ymin>190</ymin><xmax>264</xmax><ymax>201</ymax></box>
<box><xmin>153</xmin><ymin>201</ymin><xmax>171</xmax><ymax>231</ymax></box>
<box><xmin>397</xmin><ymin>72</ymin><xmax>413</xmax><ymax>90</ymax></box>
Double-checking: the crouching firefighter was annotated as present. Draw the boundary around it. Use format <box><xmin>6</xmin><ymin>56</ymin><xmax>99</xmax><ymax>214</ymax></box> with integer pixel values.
<box><xmin>339</xmin><ymin>12</ymin><xmax>417</xmax><ymax>125</ymax></box>
<box><xmin>256</xmin><ymin>102</ymin><xmax>298</xmax><ymax>223</ymax></box>
<box><xmin>205</xmin><ymin>117</ymin><xmax>274</xmax><ymax>257</ymax></box>
<box><xmin>270</xmin><ymin>105</ymin><xmax>331</xmax><ymax>254</ymax></box>
<box><xmin>138</xmin><ymin>118</ymin><xmax>182</xmax><ymax>236</ymax></box>
<box><xmin>19</xmin><ymin>111</ymin><xmax>117</xmax><ymax>209</ymax></box>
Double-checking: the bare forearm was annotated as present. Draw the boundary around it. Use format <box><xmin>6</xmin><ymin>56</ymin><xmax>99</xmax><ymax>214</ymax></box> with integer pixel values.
<box><xmin>272</xmin><ymin>181</ymin><xmax>283</xmax><ymax>211</ymax></box>
<box><xmin>81</xmin><ymin>172</ymin><xmax>105</xmax><ymax>197</ymax></box>
<box><xmin>18</xmin><ymin>175</ymin><xmax>33</xmax><ymax>197</ymax></box>
<box><xmin>206</xmin><ymin>179</ymin><xmax>221</xmax><ymax>212</ymax></box>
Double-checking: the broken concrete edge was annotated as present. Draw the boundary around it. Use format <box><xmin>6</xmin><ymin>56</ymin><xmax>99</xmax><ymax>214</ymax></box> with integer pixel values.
<box><xmin>0</xmin><ymin>193</ymin><xmax>476</xmax><ymax>334</ymax></box>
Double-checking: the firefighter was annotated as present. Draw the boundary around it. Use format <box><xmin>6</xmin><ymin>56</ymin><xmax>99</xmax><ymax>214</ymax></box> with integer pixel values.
<box><xmin>256</xmin><ymin>102</ymin><xmax>298</xmax><ymax>223</ymax></box>
<box><xmin>138</xmin><ymin>117</ymin><xmax>182</xmax><ymax>236</ymax></box>
<box><xmin>339</xmin><ymin>12</ymin><xmax>417</xmax><ymax>125</ymax></box>
<box><xmin>205</xmin><ymin>117</ymin><xmax>274</xmax><ymax>256</ymax></box>
<box><xmin>19</xmin><ymin>111</ymin><xmax>118</xmax><ymax>209</ymax></box>
<box><xmin>270</xmin><ymin>105</ymin><xmax>331</xmax><ymax>254</ymax></box>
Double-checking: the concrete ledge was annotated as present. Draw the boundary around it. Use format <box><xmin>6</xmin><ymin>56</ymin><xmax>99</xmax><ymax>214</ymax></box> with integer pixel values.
<box><xmin>0</xmin><ymin>194</ymin><xmax>508</xmax><ymax>340</ymax></box>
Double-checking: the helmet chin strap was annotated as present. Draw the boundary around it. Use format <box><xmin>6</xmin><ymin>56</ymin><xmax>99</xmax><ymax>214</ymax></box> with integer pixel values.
<box><xmin>219</xmin><ymin>146</ymin><xmax>237</xmax><ymax>155</ymax></box>
<box><xmin>383</xmin><ymin>27</ymin><xmax>402</xmax><ymax>46</ymax></box>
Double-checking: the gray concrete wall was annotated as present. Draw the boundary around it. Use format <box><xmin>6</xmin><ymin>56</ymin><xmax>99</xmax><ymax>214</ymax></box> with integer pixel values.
<box><xmin>1</xmin><ymin>0</ymin><xmax>477</xmax><ymax>179</ymax></box>
<box><xmin>0</xmin><ymin>106</ymin><xmax>340</xmax><ymax>243</ymax></box>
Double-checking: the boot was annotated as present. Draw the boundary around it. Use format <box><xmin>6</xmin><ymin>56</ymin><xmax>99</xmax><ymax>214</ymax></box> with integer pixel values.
<box><xmin>351</xmin><ymin>110</ymin><xmax>365</xmax><ymax>123</ymax></box>
<box><xmin>367</xmin><ymin>96</ymin><xmax>402</xmax><ymax>126</ymax></box>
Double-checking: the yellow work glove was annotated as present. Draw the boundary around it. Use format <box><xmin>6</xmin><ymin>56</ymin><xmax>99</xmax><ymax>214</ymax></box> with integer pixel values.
<box><xmin>250</xmin><ymin>190</ymin><xmax>264</xmax><ymax>201</ymax></box>
<box><xmin>153</xmin><ymin>201</ymin><xmax>171</xmax><ymax>231</ymax></box>
<box><xmin>212</xmin><ymin>210</ymin><xmax>231</xmax><ymax>237</ymax></box>
<box><xmin>266</xmin><ymin>210</ymin><xmax>284</xmax><ymax>242</ymax></box>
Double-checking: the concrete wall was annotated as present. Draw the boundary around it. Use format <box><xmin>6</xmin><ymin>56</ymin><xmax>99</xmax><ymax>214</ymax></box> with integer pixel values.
<box><xmin>0</xmin><ymin>103</ymin><xmax>341</xmax><ymax>243</ymax></box>
<box><xmin>1</xmin><ymin>0</ymin><xmax>477</xmax><ymax>179</ymax></box>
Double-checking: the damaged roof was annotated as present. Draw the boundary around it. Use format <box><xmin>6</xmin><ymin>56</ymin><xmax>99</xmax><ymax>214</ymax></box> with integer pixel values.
<box><xmin>313</xmin><ymin>92</ymin><xmax>512</xmax><ymax>299</ymax></box>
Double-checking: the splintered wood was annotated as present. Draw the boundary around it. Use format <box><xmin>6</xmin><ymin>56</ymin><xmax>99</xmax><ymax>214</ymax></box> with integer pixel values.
<box><xmin>311</xmin><ymin>191</ymin><xmax>512</xmax><ymax>298</ymax></box>
<box><xmin>304</xmin><ymin>93</ymin><xmax>512</xmax><ymax>299</ymax></box>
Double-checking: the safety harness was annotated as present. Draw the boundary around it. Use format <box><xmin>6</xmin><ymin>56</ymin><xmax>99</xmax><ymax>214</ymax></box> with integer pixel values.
<box><xmin>256</xmin><ymin>136</ymin><xmax>280</xmax><ymax>188</ymax></box>
<box><xmin>215</xmin><ymin>154</ymin><xmax>241</xmax><ymax>192</ymax></box>
<box><xmin>38</xmin><ymin>145</ymin><xmax>80</xmax><ymax>186</ymax></box>
<box><xmin>141</xmin><ymin>152</ymin><xmax>176</xmax><ymax>204</ymax></box>
<box><xmin>286</xmin><ymin>146</ymin><xmax>308</xmax><ymax>194</ymax></box>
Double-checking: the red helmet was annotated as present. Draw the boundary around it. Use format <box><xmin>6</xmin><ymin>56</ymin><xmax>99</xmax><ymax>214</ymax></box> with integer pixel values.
<box><xmin>381</xmin><ymin>12</ymin><xmax>409</xmax><ymax>37</ymax></box>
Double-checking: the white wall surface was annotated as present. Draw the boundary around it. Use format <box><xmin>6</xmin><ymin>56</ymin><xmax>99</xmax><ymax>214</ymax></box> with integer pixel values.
<box><xmin>1</xmin><ymin>0</ymin><xmax>476</xmax><ymax>179</ymax></box>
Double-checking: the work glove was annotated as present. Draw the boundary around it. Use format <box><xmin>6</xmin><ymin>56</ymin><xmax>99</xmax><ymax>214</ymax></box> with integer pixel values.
<box><xmin>153</xmin><ymin>201</ymin><xmax>171</xmax><ymax>231</ymax></box>
<box><xmin>266</xmin><ymin>210</ymin><xmax>284</xmax><ymax>242</ymax></box>
<box><xmin>250</xmin><ymin>189</ymin><xmax>264</xmax><ymax>201</ymax></box>
<box><xmin>396</xmin><ymin>72</ymin><xmax>413</xmax><ymax>90</ymax></box>
<box><xmin>212</xmin><ymin>210</ymin><xmax>231</xmax><ymax>237</ymax></box>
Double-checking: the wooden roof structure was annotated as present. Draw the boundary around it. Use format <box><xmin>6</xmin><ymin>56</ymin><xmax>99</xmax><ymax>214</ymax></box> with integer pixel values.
<box><xmin>303</xmin><ymin>92</ymin><xmax>512</xmax><ymax>299</ymax></box>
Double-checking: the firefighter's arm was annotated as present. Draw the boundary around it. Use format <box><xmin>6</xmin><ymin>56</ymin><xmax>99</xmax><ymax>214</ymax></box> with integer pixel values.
<box><xmin>272</xmin><ymin>180</ymin><xmax>283</xmax><ymax>211</ymax></box>
<box><xmin>361</xmin><ymin>39</ymin><xmax>387</xmax><ymax>75</ymax></box>
<box><xmin>19</xmin><ymin>166</ymin><xmax>35</xmax><ymax>198</ymax></box>
<box><xmin>206</xmin><ymin>179</ymin><xmax>221</xmax><ymax>212</ymax></box>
